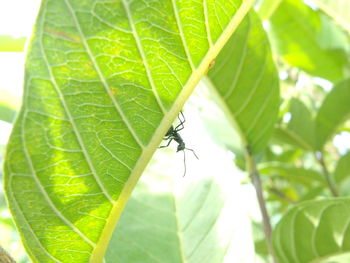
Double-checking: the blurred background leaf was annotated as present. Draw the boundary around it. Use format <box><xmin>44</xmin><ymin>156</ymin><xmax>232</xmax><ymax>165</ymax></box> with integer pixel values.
<box><xmin>274</xmin><ymin>98</ymin><xmax>315</xmax><ymax>151</ymax></box>
<box><xmin>267</xmin><ymin>0</ymin><xmax>349</xmax><ymax>82</ymax></box>
<box><xmin>0</xmin><ymin>36</ymin><xmax>26</xmax><ymax>52</ymax></box>
<box><xmin>315</xmin><ymin>79</ymin><xmax>350</xmax><ymax>150</ymax></box>
<box><xmin>313</xmin><ymin>0</ymin><xmax>350</xmax><ymax>34</ymax></box>
<box><xmin>207</xmin><ymin>11</ymin><xmax>280</xmax><ymax>154</ymax></box>
<box><xmin>273</xmin><ymin>199</ymin><xmax>350</xmax><ymax>263</ymax></box>
<box><xmin>106</xmin><ymin>154</ymin><xmax>255</xmax><ymax>263</ymax></box>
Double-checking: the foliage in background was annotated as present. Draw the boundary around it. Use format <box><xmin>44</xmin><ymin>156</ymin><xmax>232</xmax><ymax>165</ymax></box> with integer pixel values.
<box><xmin>0</xmin><ymin>0</ymin><xmax>350</xmax><ymax>262</ymax></box>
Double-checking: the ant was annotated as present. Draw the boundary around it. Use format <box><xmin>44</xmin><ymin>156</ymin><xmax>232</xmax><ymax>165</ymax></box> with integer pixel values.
<box><xmin>159</xmin><ymin>111</ymin><xmax>199</xmax><ymax>176</ymax></box>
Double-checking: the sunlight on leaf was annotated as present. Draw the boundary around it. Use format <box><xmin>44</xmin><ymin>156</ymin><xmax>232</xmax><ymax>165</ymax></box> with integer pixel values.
<box><xmin>207</xmin><ymin>11</ymin><xmax>280</xmax><ymax>154</ymax></box>
<box><xmin>3</xmin><ymin>0</ymin><xmax>254</xmax><ymax>262</ymax></box>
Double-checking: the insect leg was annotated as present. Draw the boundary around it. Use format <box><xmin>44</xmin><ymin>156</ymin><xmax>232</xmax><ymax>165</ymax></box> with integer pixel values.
<box><xmin>175</xmin><ymin>111</ymin><xmax>186</xmax><ymax>131</ymax></box>
<box><xmin>159</xmin><ymin>138</ymin><xmax>173</xmax><ymax>148</ymax></box>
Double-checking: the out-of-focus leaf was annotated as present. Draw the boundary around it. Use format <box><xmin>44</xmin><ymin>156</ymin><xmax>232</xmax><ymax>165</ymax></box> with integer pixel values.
<box><xmin>273</xmin><ymin>198</ymin><xmax>350</xmax><ymax>263</ymax></box>
<box><xmin>273</xmin><ymin>148</ymin><xmax>303</xmax><ymax>163</ymax></box>
<box><xmin>106</xmin><ymin>165</ymin><xmax>255</xmax><ymax>263</ymax></box>
<box><xmin>298</xmin><ymin>186</ymin><xmax>325</xmax><ymax>202</ymax></box>
<box><xmin>0</xmin><ymin>104</ymin><xmax>16</xmax><ymax>123</ymax></box>
<box><xmin>254</xmin><ymin>239</ymin><xmax>269</xmax><ymax>257</ymax></box>
<box><xmin>313</xmin><ymin>0</ymin><xmax>350</xmax><ymax>34</ymax></box>
<box><xmin>268</xmin><ymin>0</ymin><xmax>347</xmax><ymax>82</ymax></box>
<box><xmin>0</xmin><ymin>35</ymin><xmax>26</xmax><ymax>52</ymax></box>
<box><xmin>334</xmin><ymin>152</ymin><xmax>350</xmax><ymax>184</ymax></box>
<box><xmin>315</xmin><ymin>79</ymin><xmax>350</xmax><ymax>150</ymax></box>
<box><xmin>274</xmin><ymin>98</ymin><xmax>315</xmax><ymax>150</ymax></box>
<box><xmin>256</xmin><ymin>0</ymin><xmax>282</xmax><ymax>20</ymax></box>
<box><xmin>317</xmin><ymin>14</ymin><xmax>350</xmax><ymax>54</ymax></box>
<box><xmin>0</xmin><ymin>90</ymin><xmax>20</xmax><ymax>123</ymax></box>
<box><xmin>207</xmin><ymin>11</ymin><xmax>280</xmax><ymax>154</ymax></box>
<box><xmin>259</xmin><ymin>162</ymin><xmax>325</xmax><ymax>185</ymax></box>
<box><xmin>4</xmin><ymin>0</ymin><xmax>254</xmax><ymax>262</ymax></box>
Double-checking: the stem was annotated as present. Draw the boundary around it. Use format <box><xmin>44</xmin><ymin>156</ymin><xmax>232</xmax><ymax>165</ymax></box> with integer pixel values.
<box><xmin>245</xmin><ymin>146</ymin><xmax>278</xmax><ymax>263</ymax></box>
<box><xmin>0</xmin><ymin>246</ymin><xmax>15</xmax><ymax>263</ymax></box>
<box><xmin>315</xmin><ymin>151</ymin><xmax>338</xmax><ymax>197</ymax></box>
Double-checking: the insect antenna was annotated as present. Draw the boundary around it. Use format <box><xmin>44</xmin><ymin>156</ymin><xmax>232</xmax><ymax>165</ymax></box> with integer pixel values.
<box><xmin>181</xmin><ymin>148</ymin><xmax>199</xmax><ymax>177</ymax></box>
<box><xmin>185</xmin><ymin>147</ymin><xmax>199</xmax><ymax>159</ymax></box>
<box><xmin>182</xmin><ymin>150</ymin><xmax>186</xmax><ymax>177</ymax></box>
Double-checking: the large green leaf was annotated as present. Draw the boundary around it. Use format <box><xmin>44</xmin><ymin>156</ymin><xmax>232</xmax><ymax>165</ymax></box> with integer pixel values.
<box><xmin>106</xmin><ymin>154</ymin><xmax>254</xmax><ymax>263</ymax></box>
<box><xmin>268</xmin><ymin>0</ymin><xmax>347</xmax><ymax>82</ymax></box>
<box><xmin>273</xmin><ymin>198</ymin><xmax>350</xmax><ymax>263</ymax></box>
<box><xmin>315</xmin><ymin>79</ymin><xmax>350</xmax><ymax>150</ymax></box>
<box><xmin>313</xmin><ymin>0</ymin><xmax>350</xmax><ymax>34</ymax></box>
<box><xmin>4</xmin><ymin>0</ymin><xmax>254</xmax><ymax>262</ymax></box>
<box><xmin>206</xmin><ymin>11</ymin><xmax>280</xmax><ymax>154</ymax></box>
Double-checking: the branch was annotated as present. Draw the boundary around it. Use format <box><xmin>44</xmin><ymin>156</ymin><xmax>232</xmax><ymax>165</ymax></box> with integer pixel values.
<box><xmin>245</xmin><ymin>146</ymin><xmax>278</xmax><ymax>263</ymax></box>
<box><xmin>315</xmin><ymin>151</ymin><xmax>338</xmax><ymax>197</ymax></box>
<box><xmin>0</xmin><ymin>246</ymin><xmax>16</xmax><ymax>263</ymax></box>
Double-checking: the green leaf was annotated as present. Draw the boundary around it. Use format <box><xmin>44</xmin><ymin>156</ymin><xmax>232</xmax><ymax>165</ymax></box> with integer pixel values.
<box><xmin>268</xmin><ymin>0</ymin><xmax>347</xmax><ymax>82</ymax></box>
<box><xmin>274</xmin><ymin>98</ymin><xmax>315</xmax><ymax>151</ymax></box>
<box><xmin>334</xmin><ymin>152</ymin><xmax>350</xmax><ymax>184</ymax></box>
<box><xmin>0</xmin><ymin>104</ymin><xmax>16</xmax><ymax>124</ymax></box>
<box><xmin>315</xmin><ymin>79</ymin><xmax>350</xmax><ymax>150</ymax></box>
<box><xmin>206</xmin><ymin>11</ymin><xmax>280</xmax><ymax>154</ymax></box>
<box><xmin>273</xmin><ymin>198</ymin><xmax>350</xmax><ymax>263</ymax></box>
<box><xmin>0</xmin><ymin>90</ymin><xmax>20</xmax><ymax>123</ymax></box>
<box><xmin>256</xmin><ymin>0</ymin><xmax>282</xmax><ymax>20</ymax></box>
<box><xmin>106</xmin><ymin>162</ymin><xmax>254</xmax><ymax>263</ymax></box>
<box><xmin>259</xmin><ymin>162</ymin><xmax>325</xmax><ymax>185</ymax></box>
<box><xmin>317</xmin><ymin>13</ymin><xmax>350</xmax><ymax>54</ymax></box>
<box><xmin>4</xmin><ymin>0</ymin><xmax>254</xmax><ymax>262</ymax></box>
<box><xmin>0</xmin><ymin>35</ymin><xmax>26</xmax><ymax>52</ymax></box>
<box><xmin>313</xmin><ymin>0</ymin><xmax>350</xmax><ymax>34</ymax></box>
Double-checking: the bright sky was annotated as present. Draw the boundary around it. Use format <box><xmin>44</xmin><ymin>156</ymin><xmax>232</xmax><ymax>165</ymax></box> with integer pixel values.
<box><xmin>0</xmin><ymin>0</ymin><xmax>41</xmax><ymax>37</ymax></box>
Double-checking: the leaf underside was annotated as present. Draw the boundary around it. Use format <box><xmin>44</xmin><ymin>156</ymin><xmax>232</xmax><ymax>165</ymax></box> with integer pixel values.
<box><xmin>208</xmin><ymin>11</ymin><xmax>280</xmax><ymax>153</ymax></box>
<box><xmin>4</xmin><ymin>0</ymin><xmax>253</xmax><ymax>262</ymax></box>
<box><xmin>106</xmin><ymin>161</ymin><xmax>254</xmax><ymax>263</ymax></box>
<box><xmin>273</xmin><ymin>198</ymin><xmax>350</xmax><ymax>263</ymax></box>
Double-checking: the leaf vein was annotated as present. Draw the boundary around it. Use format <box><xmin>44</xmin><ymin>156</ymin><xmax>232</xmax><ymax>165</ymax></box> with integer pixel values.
<box><xmin>120</xmin><ymin>0</ymin><xmax>167</xmax><ymax>114</ymax></box>
<box><xmin>171</xmin><ymin>0</ymin><xmax>195</xmax><ymax>70</ymax></box>
<box><xmin>63</xmin><ymin>0</ymin><xmax>146</xmax><ymax>149</ymax></box>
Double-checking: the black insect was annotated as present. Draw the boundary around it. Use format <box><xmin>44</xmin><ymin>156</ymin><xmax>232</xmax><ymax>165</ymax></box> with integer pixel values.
<box><xmin>160</xmin><ymin>111</ymin><xmax>198</xmax><ymax>176</ymax></box>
